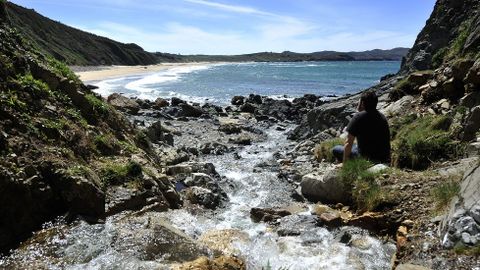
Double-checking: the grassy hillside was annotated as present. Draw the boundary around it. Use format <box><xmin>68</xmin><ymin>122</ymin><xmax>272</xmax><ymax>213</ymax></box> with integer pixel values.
<box><xmin>5</xmin><ymin>2</ymin><xmax>160</xmax><ymax>65</ymax></box>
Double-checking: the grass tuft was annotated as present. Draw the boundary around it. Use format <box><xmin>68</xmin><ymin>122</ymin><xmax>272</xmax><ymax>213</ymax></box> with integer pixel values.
<box><xmin>431</xmin><ymin>179</ymin><xmax>460</xmax><ymax>212</ymax></box>
<box><xmin>100</xmin><ymin>160</ymin><xmax>143</xmax><ymax>186</ymax></box>
<box><xmin>392</xmin><ymin>115</ymin><xmax>461</xmax><ymax>170</ymax></box>
<box><xmin>340</xmin><ymin>158</ymin><xmax>388</xmax><ymax>212</ymax></box>
<box><xmin>314</xmin><ymin>137</ymin><xmax>344</xmax><ymax>162</ymax></box>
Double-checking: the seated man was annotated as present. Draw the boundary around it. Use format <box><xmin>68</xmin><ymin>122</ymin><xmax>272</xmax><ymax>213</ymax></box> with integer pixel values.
<box><xmin>332</xmin><ymin>90</ymin><xmax>390</xmax><ymax>164</ymax></box>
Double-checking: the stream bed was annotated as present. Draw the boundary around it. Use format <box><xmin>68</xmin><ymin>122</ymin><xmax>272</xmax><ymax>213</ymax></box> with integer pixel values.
<box><xmin>0</xmin><ymin>126</ymin><xmax>395</xmax><ymax>270</ymax></box>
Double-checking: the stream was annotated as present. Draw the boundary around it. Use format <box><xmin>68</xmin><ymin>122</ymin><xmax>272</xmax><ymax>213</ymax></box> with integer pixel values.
<box><xmin>0</xmin><ymin>126</ymin><xmax>395</xmax><ymax>270</ymax></box>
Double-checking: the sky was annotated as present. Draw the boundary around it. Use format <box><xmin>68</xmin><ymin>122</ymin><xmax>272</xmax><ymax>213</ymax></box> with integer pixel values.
<box><xmin>10</xmin><ymin>0</ymin><xmax>437</xmax><ymax>55</ymax></box>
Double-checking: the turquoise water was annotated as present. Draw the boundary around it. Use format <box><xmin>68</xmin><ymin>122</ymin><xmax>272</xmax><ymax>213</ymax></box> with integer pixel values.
<box><xmin>94</xmin><ymin>61</ymin><xmax>400</xmax><ymax>104</ymax></box>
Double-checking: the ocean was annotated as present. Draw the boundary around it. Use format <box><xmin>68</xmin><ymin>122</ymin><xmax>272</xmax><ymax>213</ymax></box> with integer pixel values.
<box><xmin>93</xmin><ymin>61</ymin><xmax>400</xmax><ymax>105</ymax></box>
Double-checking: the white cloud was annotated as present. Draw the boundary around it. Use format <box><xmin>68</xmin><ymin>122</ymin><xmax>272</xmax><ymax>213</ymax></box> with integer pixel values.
<box><xmin>74</xmin><ymin>21</ymin><xmax>415</xmax><ymax>55</ymax></box>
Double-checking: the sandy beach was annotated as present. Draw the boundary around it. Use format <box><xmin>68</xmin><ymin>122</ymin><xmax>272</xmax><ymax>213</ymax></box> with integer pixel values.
<box><xmin>74</xmin><ymin>62</ymin><xmax>213</xmax><ymax>82</ymax></box>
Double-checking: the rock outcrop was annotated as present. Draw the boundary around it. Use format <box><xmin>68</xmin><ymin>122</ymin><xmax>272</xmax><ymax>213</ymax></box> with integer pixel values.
<box><xmin>441</xmin><ymin>163</ymin><xmax>480</xmax><ymax>248</ymax></box>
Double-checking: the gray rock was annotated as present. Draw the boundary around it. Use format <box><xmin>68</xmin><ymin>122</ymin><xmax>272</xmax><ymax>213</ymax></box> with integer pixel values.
<box><xmin>462</xmin><ymin>106</ymin><xmax>480</xmax><ymax>141</ymax></box>
<box><xmin>300</xmin><ymin>169</ymin><xmax>350</xmax><ymax>204</ymax></box>
<box><xmin>166</xmin><ymin>162</ymin><xmax>217</xmax><ymax>176</ymax></box>
<box><xmin>107</xmin><ymin>93</ymin><xmax>140</xmax><ymax>114</ymax></box>
<box><xmin>396</xmin><ymin>264</ymin><xmax>431</xmax><ymax>270</ymax></box>
<box><xmin>381</xmin><ymin>95</ymin><xmax>415</xmax><ymax>117</ymax></box>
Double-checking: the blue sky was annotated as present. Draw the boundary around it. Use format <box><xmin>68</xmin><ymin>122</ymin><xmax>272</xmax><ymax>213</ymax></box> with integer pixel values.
<box><xmin>10</xmin><ymin>0</ymin><xmax>436</xmax><ymax>55</ymax></box>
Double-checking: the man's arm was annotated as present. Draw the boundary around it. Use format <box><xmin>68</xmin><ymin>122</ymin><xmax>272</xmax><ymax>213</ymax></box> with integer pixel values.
<box><xmin>343</xmin><ymin>133</ymin><xmax>355</xmax><ymax>163</ymax></box>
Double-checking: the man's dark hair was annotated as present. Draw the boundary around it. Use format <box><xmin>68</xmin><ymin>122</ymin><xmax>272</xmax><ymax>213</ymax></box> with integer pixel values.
<box><xmin>360</xmin><ymin>90</ymin><xmax>378</xmax><ymax>112</ymax></box>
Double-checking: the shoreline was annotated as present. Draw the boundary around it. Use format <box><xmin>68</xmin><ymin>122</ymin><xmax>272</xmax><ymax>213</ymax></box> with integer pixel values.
<box><xmin>74</xmin><ymin>62</ymin><xmax>217</xmax><ymax>82</ymax></box>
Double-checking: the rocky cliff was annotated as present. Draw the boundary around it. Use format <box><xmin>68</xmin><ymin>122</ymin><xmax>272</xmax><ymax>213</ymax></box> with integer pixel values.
<box><xmin>401</xmin><ymin>0</ymin><xmax>480</xmax><ymax>73</ymax></box>
<box><xmin>0</xmin><ymin>1</ymin><xmax>180</xmax><ymax>252</ymax></box>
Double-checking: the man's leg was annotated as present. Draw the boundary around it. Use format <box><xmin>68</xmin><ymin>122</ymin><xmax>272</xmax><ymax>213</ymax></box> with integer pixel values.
<box><xmin>332</xmin><ymin>145</ymin><xmax>345</xmax><ymax>162</ymax></box>
<box><xmin>331</xmin><ymin>144</ymin><xmax>359</xmax><ymax>162</ymax></box>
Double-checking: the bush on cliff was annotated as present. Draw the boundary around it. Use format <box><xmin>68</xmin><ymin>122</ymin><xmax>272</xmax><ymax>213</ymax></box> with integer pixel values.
<box><xmin>392</xmin><ymin>114</ymin><xmax>462</xmax><ymax>170</ymax></box>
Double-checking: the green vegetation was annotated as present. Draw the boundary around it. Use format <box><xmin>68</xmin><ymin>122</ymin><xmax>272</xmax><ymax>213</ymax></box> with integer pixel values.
<box><xmin>94</xmin><ymin>133</ymin><xmax>120</xmax><ymax>156</ymax></box>
<box><xmin>100</xmin><ymin>160</ymin><xmax>143</xmax><ymax>186</ymax></box>
<box><xmin>2</xmin><ymin>90</ymin><xmax>27</xmax><ymax>110</ymax></box>
<box><xmin>432</xmin><ymin>47</ymin><xmax>448</xmax><ymax>68</ymax></box>
<box><xmin>85</xmin><ymin>93</ymin><xmax>110</xmax><ymax>116</ymax></box>
<box><xmin>46</xmin><ymin>56</ymin><xmax>79</xmax><ymax>82</ymax></box>
<box><xmin>448</xmin><ymin>20</ymin><xmax>472</xmax><ymax>59</ymax></box>
<box><xmin>454</xmin><ymin>244</ymin><xmax>480</xmax><ymax>256</ymax></box>
<box><xmin>392</xmin><ymin>114</ymin><xmax>462</xmax><ymax>170</ymax></box>
<box><xmin>314</xmin><ymin>137</ymin><xmax>344</xmax><ymax>162</ymax></box>
<box><xmin>17</xmin><ymin>74</ymin><xmax>52</xmax><ymax>98</ymax></box>
<box><xmin>340</xmin><ymin>158</ymin><xmax>388</xmax><ymax>212</ymax></box>
<box><xmin>431</xmin><ymin>179</ymin><xmax>461</xmax><ymax>212</ymax></box>
<box><xmin>66</xmin><ymin>107</ymin><xmax>89</xmax><ymax>128</ymax></box>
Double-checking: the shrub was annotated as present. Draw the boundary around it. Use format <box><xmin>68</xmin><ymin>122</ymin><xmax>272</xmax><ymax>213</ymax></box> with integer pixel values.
<box><xmin>448</xmin><ymin>20</ymin><xmax>472</xmax><ymax>59</ymax></box>
<box><xmin>313</xmin><ymin>137</ymin><xmax>344</xmax><ymax>162</ymax></box>
<box><xmin>431</xmin><ymin>179</ymin><xmax>460</xmax><ymax>212</ymax></box>
<box><xmin>432</xmin><ymin>47</ymin><xmax>448</xmax><ymax>68</ymax></box>
<box><xmin>392</xmin><ymin>115</ymin><xmax>461</xmax><ymax>170</ymax></box>
<box><xmin>100</xmin><ymin>160</ymin><xmax>143</xmax><ymax>186</ymax></box>
<box><xmin>17</xmin><ymin>74</ymin><xmax>51</xmax><ymax>98</ymax></box>
<box><xmin>85</xmin><ymin>93</ymin><xmax>109</xmax><ymax>116</ymax></box>
<box><xmin>46</xmin><ymin>56</ymin><xmax>79</xmax><ymax>82</ymax></box>
<box><xmin>94</xmin><ymin>133</ymin><xmax>121</xmax><ymax>156</ymax></box>
<box><xmin>340</xmin><ymin>158</ymin><xmax>388</xmax><ymax>212</ymax></box>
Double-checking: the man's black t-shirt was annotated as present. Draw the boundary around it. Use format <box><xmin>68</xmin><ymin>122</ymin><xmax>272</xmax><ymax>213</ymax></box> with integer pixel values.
<box><xmin>346</xmin><ymin>110</ymin><xmax>391</xmax><ymax>163</ymax></box>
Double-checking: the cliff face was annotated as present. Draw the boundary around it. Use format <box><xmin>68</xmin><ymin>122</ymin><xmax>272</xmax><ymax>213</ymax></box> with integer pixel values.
<box><xmin>401</xmin><ymin>0</ymin><xmax>480</xmax><ymax>73</ymax></box>
<box><xmin>0</xmin><ymin>1</ymin><xmax>179</xmax><ymax>252</ymax></box>
<box><xmin>5</xmin><ymin>2</ymin><xmax>159</xmax><ymax>65</ymax></box>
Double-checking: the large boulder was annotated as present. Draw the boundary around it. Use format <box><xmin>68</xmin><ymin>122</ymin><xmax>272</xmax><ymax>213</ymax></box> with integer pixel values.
<box><xmin>178</xmin><ymin>103</ymin><xmax>205</xmax><ymax>118</ymax></box>
<box><xmin>181</xmin><ymin>173</ymin><xmax>227</xmax><ymax>209</ymax></box>
<box><xmin>300</xmin><ymin>169</ymin><xmax>351</xmax><ymax>204</ymax></box>
<box><xmin>107</xmin><ymin>93</ymin><xmax>140</xmax><ymax>114</ymax></box>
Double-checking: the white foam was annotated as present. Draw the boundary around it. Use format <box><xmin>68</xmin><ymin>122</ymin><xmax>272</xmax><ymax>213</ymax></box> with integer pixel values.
<box><xmin>125</xmin><ymin>65</ymin><xmax>211</xmax><ymax>93</ymax></box>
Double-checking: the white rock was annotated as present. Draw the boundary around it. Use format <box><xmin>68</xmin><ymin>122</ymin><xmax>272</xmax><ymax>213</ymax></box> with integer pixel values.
<box><xmin>367</xmin><ymin>164</ymin><xmax>389</xmax><ymax>174</ymax></box>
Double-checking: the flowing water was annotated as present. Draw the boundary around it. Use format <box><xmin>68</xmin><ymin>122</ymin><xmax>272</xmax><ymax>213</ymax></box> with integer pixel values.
<box><xmin>1</xmin><ymin>127</ymin><xmax>396</xmax><ymax>269</ymax></box>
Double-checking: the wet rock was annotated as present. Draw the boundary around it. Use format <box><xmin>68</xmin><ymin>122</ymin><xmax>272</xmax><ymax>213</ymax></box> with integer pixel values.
<box><xmin>173</xmin><ymin>256</ymin><xmax>245</xmax><ymax>270</ymax></box>
<box><xmin>396</xmin><ymin>264</ymin><xmax>432</xmax><ymax>270</ymax></box>
<box><xmin>218</xmin><ymin>123</ymin><xmax>242</xmax><ymax>134</ymax></box>
<box><xmin>199</xmin><ymin>142</ymin><xmax>231</xmax><ymax>155</ymax></box>
<box><xmin>184</xmin><ymin>186</ymin><xmax>221</xmax><ymax>209</ymax></box>
<box><xmin>105</xmin><ymin>186</ymin><xmax>167</xmax><ymax>216</ymax></box>
<box><xmin>107</xmin><ymin>93</ymin><xmax>140</xmax><ymax>114</ymax></box>
<box><xmin>256</xmin><ymin>98</ymin><xmax>299</xmax><ymax>122</ymax></box>
<box><xmin>229</xmin><ymin>134</ymin><xmax>252</xmax><ymax>145</ymax></box>
<box><xmin>250</xmin><ymin>207</ymin><xmax>291</xmax><ymax>223</ymax></box>
<box><xmin>231</xmin><ymin>96</ymin><xmax>245</xmax><ymax>106</ymax></box>
<box><xmin>277</xmin><ymin>215</ymin><xmax>318</xmax><ymax>236</ymax></box>
<box><xmin>198</xmin><ymin>229</ymin><xmax>249</xmax><ymax>255</ymax></box>
<box><xmin>159</xmin><ymin>147</ymin><xmax>190</xmax><ymax>165</ymax></box>
<box><xmin>166</xmin><ymin>162</ymin><xmax>217</xmax><ymax>176</ymax></box>
<box><xmin>171</xmin><ymin>97</ymin><xmax>186</xmax><ymax>106</ymax></box>
<box><xmin>153</xmin><ymin>97</ymin><xmax>169</xmax><ymax>109</ymax></box>
<box><xmin>240</xmin><ymin>102</ymin><xmax>256</xmax><ymax>113</ymax></box>
<box><xmin>178</xmin><ymin>103</ymin><xmax>205</xmax><ymax>118</ymax></box>
<box><xmin>300</xmin><ymin>169</ymin><xmax>350</xmax><ymax>204</ymax></box>
<box><xmin>145</xmin><ymin>121</ymin><xmax>174</xmax><ymax>146</ymax></box>
<box><xmin>247</xmin><ymin>94</ymin><xmax>262</xmax><ymax>104</ymax></box>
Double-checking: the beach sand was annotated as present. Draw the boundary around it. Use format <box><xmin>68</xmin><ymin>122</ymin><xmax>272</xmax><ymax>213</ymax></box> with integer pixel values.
<box><xmin>75</xmin><ymin>62</ymin><xmax>212</xmax><ymax>82</ymax></box>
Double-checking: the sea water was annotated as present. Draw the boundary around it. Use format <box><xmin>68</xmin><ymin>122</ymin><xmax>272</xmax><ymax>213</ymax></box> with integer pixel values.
<box><xmin>93</xmin><ymin>61</ymin><xmax>400</xmax><ymax>104</ymax></box>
